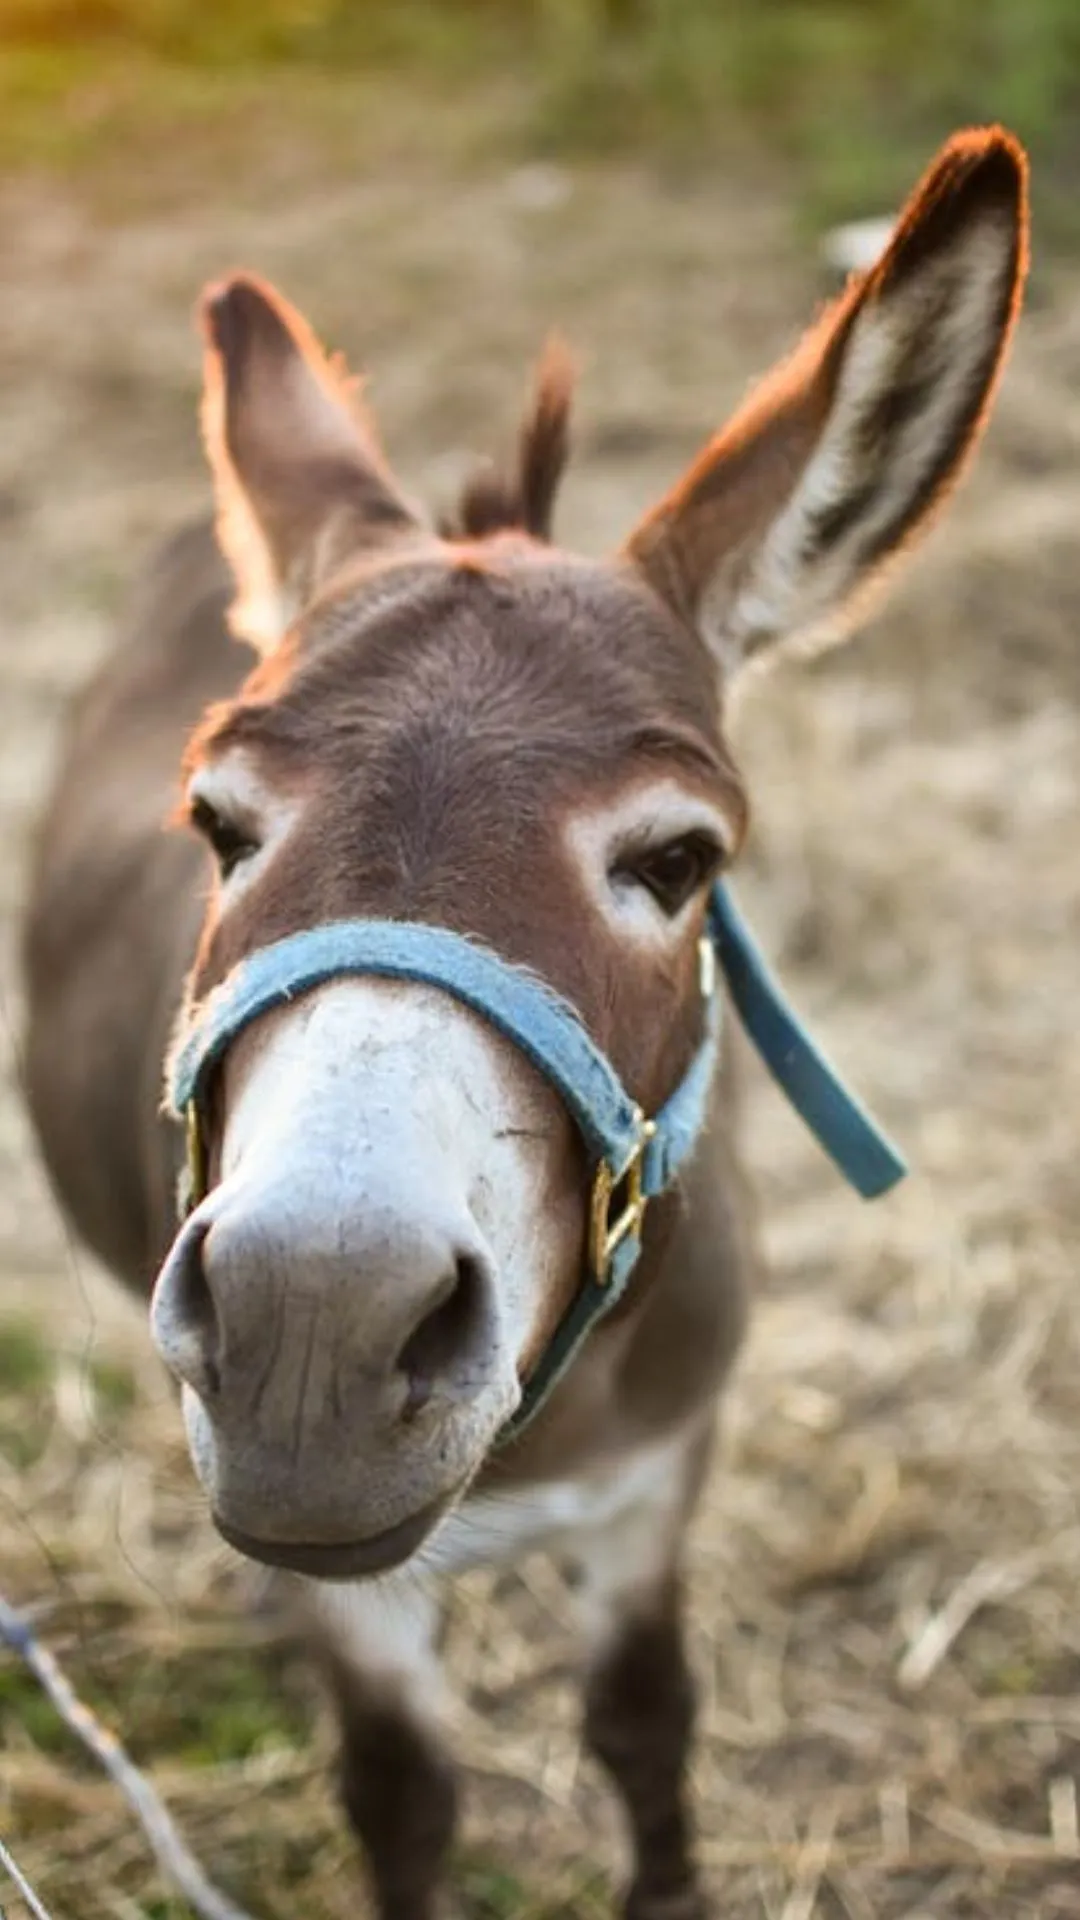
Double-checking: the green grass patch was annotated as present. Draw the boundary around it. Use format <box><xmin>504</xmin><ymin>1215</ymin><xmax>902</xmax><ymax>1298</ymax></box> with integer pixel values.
<box><xmin>0</xmin><ymin>1314</ymin><xmax>54</xmax><ymax>1468</ymax></box>
<box><xmin>0</xmin><ymin>1658</ymin><xmax>73</xmax><ymax>1754</ymax></box>
<box><xmin>88</xmin><ymin>1354</ymin><xmax>138</xmax><ymax>1418</ymax></box>
<box><xmin>0</xmin><ymin>1319</ymin><xmax>137</xmax><ymax>1464</ymax></box>
<box><xmin>0</xmin><ymin>1315</ymin><xmax>51</xmax><ymax>1394</ymax></box>
<box><xmin>0</xmin><ymin>0</ymin><xmax>1068</xmax><ymax>216</ymax></box>
<box><xmin>458</xmin><ymin>1849</ymin><xmax>610</xmax><ymax>1918</ymax></box>
<box><xmin>0</xmin><ymin>0</ymin><xmax>1078</xmax><ymax>231</ymax></box>
<box><xmin>113</xmin><ymin>1644</ymin><xmax>313</xmax><ymax>1767</ymax></box>
<box><xmin>460</xmin><ymin>1854</ymin><xmax>532</xmax><ymax>1918</ymax></box>
<box><xmin>1</xmin><ymin>1631</ymin><xmax>311</xmax><ymax>1772</ymax></box>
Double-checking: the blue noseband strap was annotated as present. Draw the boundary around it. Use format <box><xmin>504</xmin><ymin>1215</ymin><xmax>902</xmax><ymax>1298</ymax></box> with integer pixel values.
<box><xmin>169</xmin><ymin>882</ymin><xmax>905</xmax><ymax>1441</ymax></box>
<box><xmin>171</xmin><ymin>920</ymin><xmax>662</xmax><ymax>1187</ymax></box>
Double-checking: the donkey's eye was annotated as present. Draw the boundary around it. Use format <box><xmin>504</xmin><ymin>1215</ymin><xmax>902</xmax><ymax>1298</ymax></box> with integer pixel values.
<box><xmin>189</xmin><ymin>795</ymin><xmax>258</xmax><ymax>878</ymax></box>
<box><xmin>614</xmin><ymin>831</ymin><xmax>724</xmax><ymax>917</ymax></box>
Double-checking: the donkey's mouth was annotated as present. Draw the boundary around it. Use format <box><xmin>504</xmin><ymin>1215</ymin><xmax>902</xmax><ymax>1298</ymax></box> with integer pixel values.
<box><xmin>214</xmin><ymin>1492</ymin><xmax>453</xmax><ymax>1581</ymax></box>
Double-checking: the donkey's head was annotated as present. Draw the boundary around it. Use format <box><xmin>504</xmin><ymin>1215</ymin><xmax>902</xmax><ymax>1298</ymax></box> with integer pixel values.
<box><xmin>152</xmin><ymin>131</ymin><xmax>1027</xmax><ymax>1579</ymax></box>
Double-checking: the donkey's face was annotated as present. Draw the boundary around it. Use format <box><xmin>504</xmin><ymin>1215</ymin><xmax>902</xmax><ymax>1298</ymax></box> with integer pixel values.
<box><xmin>165</xmin><ymin>550</ymin><xmax>742</xmax><ymax>1576</ymax></box>
<box><xmin>151</xmin><ymin>130</ymin><xmax>1027</xmax><ymax>1579</ymax></box>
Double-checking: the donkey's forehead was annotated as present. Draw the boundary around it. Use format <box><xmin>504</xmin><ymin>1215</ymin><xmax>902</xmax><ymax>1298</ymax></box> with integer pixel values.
<box><xmin>307</xmin><ymin>545</ymin><xmax>717</xmax><ymax>709</ymax></box>
<box><xmin>209</xmin><ymin>544</ymin><xmax>727</xmax><ymax>777</ymax></box>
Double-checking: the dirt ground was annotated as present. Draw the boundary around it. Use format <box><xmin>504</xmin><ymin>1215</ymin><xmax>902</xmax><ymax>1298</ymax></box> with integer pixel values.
<box><xmin>2</xmin><ymin>92</ymin><xmax>1080</xmax><ymax>1920</ymax></box>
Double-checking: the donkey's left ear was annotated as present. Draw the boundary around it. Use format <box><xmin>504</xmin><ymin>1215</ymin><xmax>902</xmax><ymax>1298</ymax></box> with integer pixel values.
<box><xmin>624</xmin><ymin>128</ymin><xmax>1029</xmax><ymax>670</ymax></box>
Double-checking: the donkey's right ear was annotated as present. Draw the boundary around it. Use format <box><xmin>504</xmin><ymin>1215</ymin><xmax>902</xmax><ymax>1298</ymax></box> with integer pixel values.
<box><xmin>200</xmin><ymin>274</ymin><xmax>422</xmax><ymax>653</ymax></box>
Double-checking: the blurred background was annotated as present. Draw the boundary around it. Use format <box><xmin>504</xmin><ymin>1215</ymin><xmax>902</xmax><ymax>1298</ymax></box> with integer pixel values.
<box><xmin>2</xmin><ymin>5</ymin><xmax>1080</xmax><ymax>1917</ymax></box>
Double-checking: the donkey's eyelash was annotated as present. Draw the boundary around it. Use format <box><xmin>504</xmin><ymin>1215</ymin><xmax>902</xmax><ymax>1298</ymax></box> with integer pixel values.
<box><xmin>609</xmin><ymin>822</ymin><xmax>729</xmax><ymax>871</ymax></box>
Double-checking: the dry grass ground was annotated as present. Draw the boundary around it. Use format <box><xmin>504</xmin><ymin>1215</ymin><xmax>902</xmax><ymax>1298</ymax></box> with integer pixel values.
<box><xmin>1</xmin><ymin>84</ymin><xmax>1080</xmax><ymax>1920</ymax></box>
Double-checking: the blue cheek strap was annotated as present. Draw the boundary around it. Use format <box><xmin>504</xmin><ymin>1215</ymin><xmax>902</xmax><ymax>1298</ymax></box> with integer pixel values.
<box><xmin>168</xmin><ymin>881</ymin><xmax>905</xmax><ymax>1442</ymax></box>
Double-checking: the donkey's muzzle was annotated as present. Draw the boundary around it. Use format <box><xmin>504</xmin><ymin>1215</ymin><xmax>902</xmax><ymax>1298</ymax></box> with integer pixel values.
<box><xmin>149</xmin><ymin>1160</ymin><xmax>511</xmax><ymax>1564</ymax></box>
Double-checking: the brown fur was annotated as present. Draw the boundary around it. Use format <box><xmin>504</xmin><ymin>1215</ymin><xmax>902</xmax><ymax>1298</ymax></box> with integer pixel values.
<box><xmin>448</xmin><ymin>338</ymin><xmax>575</xmax><ymax>540</ymax></box>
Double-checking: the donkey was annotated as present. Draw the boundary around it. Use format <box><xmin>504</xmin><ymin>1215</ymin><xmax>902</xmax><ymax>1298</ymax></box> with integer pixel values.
<box><xmin>23</xmin><ymin>129</ymin><xmax>1026</xmax><ymax>1919</ymax></box>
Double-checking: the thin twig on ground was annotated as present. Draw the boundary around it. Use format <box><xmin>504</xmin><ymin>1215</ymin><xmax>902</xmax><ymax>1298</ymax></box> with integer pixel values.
<box><xmin>0</xmin><ymin>1831</ymin><xmax>57</xmax><ymax>1920</ymax></box>
<box><xmin>0</xmin><ymin>1591</ymin><xmax>255</xmax><ymax>1920</ymax></box>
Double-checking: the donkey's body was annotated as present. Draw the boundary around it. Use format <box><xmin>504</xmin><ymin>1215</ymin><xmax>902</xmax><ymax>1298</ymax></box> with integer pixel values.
<box><xmin>26</xmin><ymin>524</ymin><xmax>235</xmax><ymax>1281</ymax></box>
<box><xmin>23</xmin><ymin>132</ymin><xmax>1026</xmax><ymax>1919</ymax></box>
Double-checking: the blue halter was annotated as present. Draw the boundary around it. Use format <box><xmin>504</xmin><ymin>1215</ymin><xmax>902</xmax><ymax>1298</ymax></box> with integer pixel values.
<box><xmin>169</xmin><ymin>882</ymin><xmax>905</xmax><ymax>1440</ymax></box>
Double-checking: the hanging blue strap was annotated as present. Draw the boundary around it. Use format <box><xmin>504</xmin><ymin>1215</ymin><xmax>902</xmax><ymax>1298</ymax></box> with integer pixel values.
<box><xmin>708</xmin><ymin>883</ymin><xmax>906</xmax><ymax>1199</ymax></box>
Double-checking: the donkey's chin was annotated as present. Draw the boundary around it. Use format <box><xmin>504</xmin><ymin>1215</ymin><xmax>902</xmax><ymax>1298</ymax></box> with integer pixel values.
<box><xmin>179</xmin><ymin>1385</ymin><xmax>510</xmax><ymax>1582</ymax></box>
<box><xmin>212</xmin><ymin>1491</ymin><xmax>460</xmax><ymax>1581</ymax></box>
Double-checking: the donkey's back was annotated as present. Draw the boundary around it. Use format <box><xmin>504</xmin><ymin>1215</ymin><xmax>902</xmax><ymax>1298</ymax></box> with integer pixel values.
<box><xmin>24</xmin><ymin>520</ymin><xmax>245</xmax><ymax>1286</ymax></box>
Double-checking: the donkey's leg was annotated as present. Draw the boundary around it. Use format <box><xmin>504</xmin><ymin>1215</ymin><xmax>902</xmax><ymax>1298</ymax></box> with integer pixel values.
<box><xmin>305</xmin><ymin>1579</ymin><xmax>457</xmax><ymax>1920</ymax></box>
<box><xmin>576</xmin><ymin>1431</ymin><xmax>712</xmax><ymax>1920</ymax></box>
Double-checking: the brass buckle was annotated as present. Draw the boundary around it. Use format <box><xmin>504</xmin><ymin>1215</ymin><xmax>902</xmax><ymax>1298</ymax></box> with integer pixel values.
<box><xmin>185</xmin><ymin>1100</ymin><xmax>208</xmax><ymax>1210</ymax></box>
<box><xmin>588</xmin><ymin>1111</ymin><xmax>657</xmax><ymax>1282</ymax></box>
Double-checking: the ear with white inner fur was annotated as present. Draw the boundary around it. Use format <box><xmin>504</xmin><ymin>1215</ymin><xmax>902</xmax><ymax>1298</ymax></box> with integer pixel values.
<box><xmin>200</xmin><ymin>274</ymin><xmax>422</xmax><ymax>653</ymax></box>
<box><xmin>624</xmin><ymin>127</ymin><xmax>1029</xmax><ymax>671</ymax></box>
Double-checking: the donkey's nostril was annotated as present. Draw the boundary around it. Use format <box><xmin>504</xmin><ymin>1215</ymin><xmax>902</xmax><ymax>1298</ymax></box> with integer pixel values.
<box><xmin>395</xmin><ymin>1253</ymin><xmax>490</xmax><ymax>1415</ymax></box>
<box><xmin>151</xmin><ymin>1216</ymin><xmax>222</xmax><ymax>1400</ymax></box>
